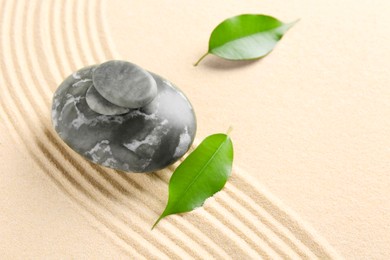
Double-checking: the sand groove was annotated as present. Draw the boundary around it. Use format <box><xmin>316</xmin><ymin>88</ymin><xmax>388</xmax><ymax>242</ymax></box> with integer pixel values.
<box><xmin>0</xmin><ymin>0</ymin><xmax>341</xmax><ymax>258</ymax></box>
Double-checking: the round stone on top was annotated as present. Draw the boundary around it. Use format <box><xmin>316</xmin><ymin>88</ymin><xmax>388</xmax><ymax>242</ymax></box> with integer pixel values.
<box><xmin>86</xmin><ymin>84</ymin><xmax>130</xmax><ymax>116</ymax></box>
<box><xmin>92</xmin><ymin>60</ymin><xmax>158</xmax><ymax>108</ymax></box>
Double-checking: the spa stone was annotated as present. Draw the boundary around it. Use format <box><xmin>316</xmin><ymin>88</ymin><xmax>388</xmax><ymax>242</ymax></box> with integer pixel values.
<box><xmin>86</xmin><ymin>84</ymin><xmax>130</xmax><ymax>116</ymax></box>
<box><xmin>52</xmin><ymin>61</ymin><xmax>196</xmax><ymax>173</ymax></box>
<box><xmin>92</xmin><ymin>60</ymin><xmax>157</xmax><ymax>108</ymax></box>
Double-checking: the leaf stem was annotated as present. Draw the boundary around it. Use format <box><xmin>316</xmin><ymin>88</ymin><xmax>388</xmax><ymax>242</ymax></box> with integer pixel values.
<box><xmin>193</xmin><ymin>52</ymin><xmax>209</xmax><ymax>66</ymax></box>
<box><xmin>151</xmin><ymin>216</ymin><xmax>163</xmax><ymax>230</ymax></box>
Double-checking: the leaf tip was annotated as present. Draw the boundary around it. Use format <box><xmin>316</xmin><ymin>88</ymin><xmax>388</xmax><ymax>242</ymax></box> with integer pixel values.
<box><xmin>289</xmin><ymin>18</ymin><xmax>301</xmax><ymax>27</ymax></box>
<box><xmin>226</xmin><ymin>126</ymin><xmax>233</xmax><ymax>136</ymax></box>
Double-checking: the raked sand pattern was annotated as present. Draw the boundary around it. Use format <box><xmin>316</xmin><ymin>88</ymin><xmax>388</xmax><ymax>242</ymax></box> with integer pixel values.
<box><xmin>0</xmin><ymin>0</ymin><xmax>342</xmax><ymax>258</ymax></box>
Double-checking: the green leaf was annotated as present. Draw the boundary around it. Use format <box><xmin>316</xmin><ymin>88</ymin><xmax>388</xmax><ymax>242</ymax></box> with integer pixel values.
<box><xmin>194</xmin><ymin>14</ymin><xmax>298</xmax><ymax>66</ymax></box>
<box><xmin>152</xmin><ymin>133</ymin><xmax>234</xmax><ymax>229</ymax></box>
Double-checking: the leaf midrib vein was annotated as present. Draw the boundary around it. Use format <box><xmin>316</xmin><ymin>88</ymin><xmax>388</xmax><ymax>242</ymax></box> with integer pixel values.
<box><xmin>211</xmin><ymin>24</ymin><xmax>285</xmax><ymax>53</ymax></box>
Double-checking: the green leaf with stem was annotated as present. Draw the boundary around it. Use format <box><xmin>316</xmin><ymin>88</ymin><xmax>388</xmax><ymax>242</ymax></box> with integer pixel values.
<box><xmin>194</xmin><ymin>14</ymin><xmax>299</xmax><ymax>66</ymax></box>
<box><xmin>152</xmin><ymin>131</ymin><xmax>234</xmax><ymax>229</ymax></box>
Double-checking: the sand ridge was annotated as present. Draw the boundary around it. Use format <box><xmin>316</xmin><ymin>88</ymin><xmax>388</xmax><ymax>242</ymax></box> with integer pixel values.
<box><xmin>0</xmin><ymin>0</ymin><xmax>341</xmax><ymax>258</ymax></box>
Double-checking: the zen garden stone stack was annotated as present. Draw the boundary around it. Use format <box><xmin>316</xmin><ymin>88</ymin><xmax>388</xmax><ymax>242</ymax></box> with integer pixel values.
<box><xmin>52</xmin><ymin>60</ymin><xmax>196</xmax><ymax>173</ymax></box>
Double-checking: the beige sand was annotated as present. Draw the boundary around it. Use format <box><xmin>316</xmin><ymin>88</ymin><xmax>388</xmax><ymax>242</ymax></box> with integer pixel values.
<box><xmin>1</xmin><ymin>0</ymin><xmax>389</xmax><ymax>258</ymax></box>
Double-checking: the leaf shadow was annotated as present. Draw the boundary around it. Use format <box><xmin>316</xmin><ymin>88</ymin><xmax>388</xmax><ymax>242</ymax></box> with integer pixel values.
<box><xmin>199</xmin><ymin>56</ymin><xmax>261</xmax><ymax>70</ymax></box>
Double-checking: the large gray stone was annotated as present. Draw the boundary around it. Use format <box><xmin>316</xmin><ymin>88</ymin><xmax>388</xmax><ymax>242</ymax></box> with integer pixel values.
<box><xmin>52</xmin><ymin>62</ymin><xmax>196</xmax><ymax>173</ymax></box>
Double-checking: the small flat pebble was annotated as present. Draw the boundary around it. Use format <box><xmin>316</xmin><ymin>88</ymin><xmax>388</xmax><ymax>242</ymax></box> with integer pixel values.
<box><xmin>86</xmin><ymin>84</ymin><xmax>130</xmax><ymax>116</ymax></box>
<box><xmin>92</xmin><ymin>60</ymin><xmax>157</xmax><ymax>108</ymax></box>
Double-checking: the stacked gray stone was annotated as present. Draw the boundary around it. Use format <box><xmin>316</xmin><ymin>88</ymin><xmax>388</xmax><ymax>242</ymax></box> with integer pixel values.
<box><xmin>52</xmin><ymin>60</ymin><xmax>196</xmax><ymax>173</ymax></box>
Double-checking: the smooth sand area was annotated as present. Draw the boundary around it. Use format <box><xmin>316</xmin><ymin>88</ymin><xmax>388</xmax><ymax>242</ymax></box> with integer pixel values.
<box><xmin>1</xmin><ymin>0</ymin><xmax>390</xmax><ymax>258</ymax></box>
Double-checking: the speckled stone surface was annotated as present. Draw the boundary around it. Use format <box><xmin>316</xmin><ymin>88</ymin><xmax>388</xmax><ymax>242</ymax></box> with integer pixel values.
<box><xmin>52</xmin><ymin>63</ymin><xmax>196</xmax><ymax>173</ymax></box>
